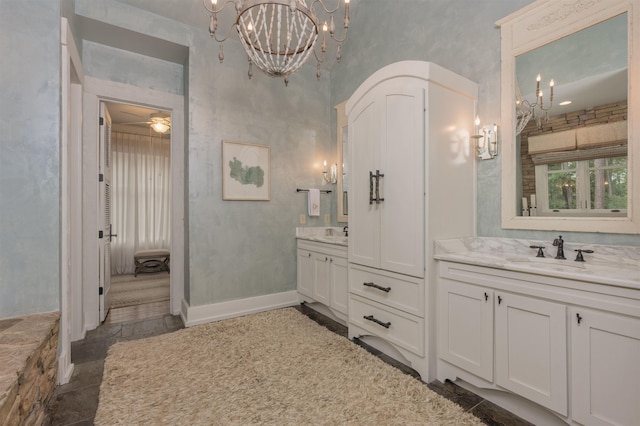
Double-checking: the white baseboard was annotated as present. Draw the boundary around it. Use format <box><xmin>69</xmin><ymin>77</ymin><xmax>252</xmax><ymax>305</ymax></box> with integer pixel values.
<box><xmin>183</xmin><ymin>291</ymin><xmax>299</xmax><ymax>327</ymax></box>
<box><xmin>57</xmin><ymin>353</ymin><xmax>74</xmax><ymax>385</ymax></box>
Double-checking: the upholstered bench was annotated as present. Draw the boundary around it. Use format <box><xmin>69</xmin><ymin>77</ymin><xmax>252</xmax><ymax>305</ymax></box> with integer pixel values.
<box><xmin>134</xmin><ymin>249</ymin><xmax>170</xmax><ymax>276</ymax></box>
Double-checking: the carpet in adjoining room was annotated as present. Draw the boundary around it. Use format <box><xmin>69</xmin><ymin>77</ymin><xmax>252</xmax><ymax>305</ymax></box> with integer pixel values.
<box><xmin>109</xmin><ymin>274</ymin><xmax>169</xmax><ymax>308</ymax></box>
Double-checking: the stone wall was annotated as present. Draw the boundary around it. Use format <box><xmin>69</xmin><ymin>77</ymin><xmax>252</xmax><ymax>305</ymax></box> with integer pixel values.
<box><xmin>0</xmin><ymin>312</ymin><xmax>60</xmax><ymax>425</ymax></box>
<box><xmin>519</xmin><ymin>100</ymin><xmax>628</xmax><ymax>201</ymax></box>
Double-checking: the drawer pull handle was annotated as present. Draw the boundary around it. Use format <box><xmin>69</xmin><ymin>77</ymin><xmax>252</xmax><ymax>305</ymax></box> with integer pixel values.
<box><xmin>363</xmin><ymin>315</ymin><xmax>391</xmax><ymax>329</ymax></box>
<box><xmin>362</xmin><ymin>282</ymin><xmax>391</xmax><ymax>293</ymax></box>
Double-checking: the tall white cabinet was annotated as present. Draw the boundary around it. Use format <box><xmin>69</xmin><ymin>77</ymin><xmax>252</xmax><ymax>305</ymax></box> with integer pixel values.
<box><xmin>345</xmin><ymin>61</ymin><xmax>478</xmax><ymax>380</ymax></box>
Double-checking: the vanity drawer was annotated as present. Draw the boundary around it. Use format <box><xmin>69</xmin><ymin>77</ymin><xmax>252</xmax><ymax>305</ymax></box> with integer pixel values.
<box><xmin>349</xmin><ymin>264</ymin><xmax>423</xmax><ymax>317</ymax></box>
<box><xmin>349</xmin><ymin>294</ymin><xmax>424</xmax><ymax>356</ymax></box>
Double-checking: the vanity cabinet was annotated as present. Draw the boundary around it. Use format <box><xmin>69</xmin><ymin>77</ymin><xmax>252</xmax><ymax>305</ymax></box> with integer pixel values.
<box><xmin>494</xmin><ymin>292</ymin><xmax>567</xmax><ymax>415</ymax></box>
<box><xmin>297</xmin><ymin>240</ymin><xmax>348</xmax><ymax>318</ymax></box>
<box><xmin>571</xmin><ymin>308</ymin><xmax>640</xmax><ymax>426</ymax></box>
<box><xmin>439</xmin><ymin>279</ymin><xmax>567</xmax><ymax>414</ymax></box>
<box><xmin>438</xmin><ymin>280</ymin><xmax>494</xmax><ymax>381</ymax></box>
<box><xmin>437</xmin><ymin>260</ymin><xmax>640</xmax><ymax>425</ymax></box>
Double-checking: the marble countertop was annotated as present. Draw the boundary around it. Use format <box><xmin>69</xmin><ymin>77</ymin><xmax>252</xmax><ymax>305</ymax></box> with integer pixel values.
<box><xmin>296</xmin><ymin>227</ymin><xmax>348</xmax><ymax>246</ymax></box>
<box><xmin>434</xmin><ymin>237</ymin><xmax>640</xmax><ymax>290</ymax></box>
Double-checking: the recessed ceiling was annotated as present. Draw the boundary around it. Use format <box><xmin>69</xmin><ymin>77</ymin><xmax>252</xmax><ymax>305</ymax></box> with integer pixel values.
<box><xmin>105</xmin><ymin>102</ymin><xmax>170</xmax><ymax>134</ymax></box>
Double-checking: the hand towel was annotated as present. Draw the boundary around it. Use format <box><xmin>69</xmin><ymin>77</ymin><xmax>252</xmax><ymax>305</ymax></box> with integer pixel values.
<box><xmin>308</xmin><ymin>189</ymin><xmax>320</xmax><ymax>216</ymax></box>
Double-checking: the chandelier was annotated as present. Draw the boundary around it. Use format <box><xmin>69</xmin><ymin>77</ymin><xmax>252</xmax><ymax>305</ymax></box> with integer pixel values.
<box><xmin>203</xmin><ymin>0</ymin><xmax>350</xmax><ymax>85</ymax></box>
<box><xmin>515</xmin><ymin>74</ymin><xmax>554</xmax><ymax>135</ymax></box>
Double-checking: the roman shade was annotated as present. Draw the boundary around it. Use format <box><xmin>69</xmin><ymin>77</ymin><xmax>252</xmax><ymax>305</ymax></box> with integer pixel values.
<box><xmin>529</xmin><ymin>121</ymin><xmax>627</xmax><ymax>165</ymax></box>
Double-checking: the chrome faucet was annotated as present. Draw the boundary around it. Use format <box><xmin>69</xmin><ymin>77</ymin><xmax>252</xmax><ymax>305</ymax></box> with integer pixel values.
<box><xmin>552</xmin><ymin>235</ymin><xmax>566</xmax><ymax>260</ymax></box>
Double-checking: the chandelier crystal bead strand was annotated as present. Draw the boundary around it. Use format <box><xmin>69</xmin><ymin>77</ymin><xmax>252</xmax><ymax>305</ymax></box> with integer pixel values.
<box><xmin>204</xmin><ymin>0</ymin><xmax>350</xmax><ymax>85</ymax></box>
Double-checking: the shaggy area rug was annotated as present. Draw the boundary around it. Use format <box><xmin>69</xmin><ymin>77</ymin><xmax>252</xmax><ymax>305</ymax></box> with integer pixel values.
<box><xmin>109</xmin><ymin>274</ymin><xmax>169</xmax><ymax>308</ymax></box>
<box><xmin>95</xmin><ymin>308</ymin><xmax>482</xmax><ymax>425</ymax></box>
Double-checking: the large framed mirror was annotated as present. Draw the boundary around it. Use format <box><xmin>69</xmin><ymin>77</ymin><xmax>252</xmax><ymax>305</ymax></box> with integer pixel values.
<box><xmin>497</xmin><ymin>0</ymin><xmax>639</xmax><ymax>233</ymax></box>
<box><xmin>336</xmin><ymin>101</ymin><xmax>348</xmax><ymax>223</ymax></box>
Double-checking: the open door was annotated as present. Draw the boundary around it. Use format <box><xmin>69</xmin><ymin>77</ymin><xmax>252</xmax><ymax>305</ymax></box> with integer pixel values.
<box><xmin>99</xmin><ymin>102</ymin><xmax>115</xmax><ymax>322</ymax></box>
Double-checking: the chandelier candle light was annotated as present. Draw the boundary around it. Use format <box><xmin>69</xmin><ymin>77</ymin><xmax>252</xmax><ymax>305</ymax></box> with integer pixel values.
<box><xmin>204</xmin><ymin>0</ymin><xmax>350</xmax><ymax>85</ymax></box>
<box><xmin>516</xmin><ymin>73</ymin><xmax>554</xmax><ymax>133</ymax></box>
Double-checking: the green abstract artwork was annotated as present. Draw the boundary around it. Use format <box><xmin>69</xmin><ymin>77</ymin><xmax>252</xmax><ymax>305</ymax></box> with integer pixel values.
<box><xmin>228</xmin><ymin>157</ymin><xmax>265</xmax><ymax>187</ymax></box>
<box><xmin>222</xmin><ymin>140</ymin><xmax>270</xmax><ymax>200</ymax></box>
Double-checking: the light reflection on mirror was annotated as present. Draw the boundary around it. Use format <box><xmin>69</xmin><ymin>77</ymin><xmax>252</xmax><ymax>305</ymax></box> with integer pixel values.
<box><xmin>515</xmin><ymin>13</ymin><xmax>627</xmax><ymax>218</ymax></box>
<box><xmin>336</xmin><ymin>101</ymin><xmax>348</xmax><ymax>222</ymax></box>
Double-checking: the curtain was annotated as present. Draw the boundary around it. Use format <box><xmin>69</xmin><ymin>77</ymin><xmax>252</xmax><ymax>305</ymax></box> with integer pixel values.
<box><xmin>111</xmin><ymin>131</ymin><xmax>171</xmax><ymax>275</ymax></box>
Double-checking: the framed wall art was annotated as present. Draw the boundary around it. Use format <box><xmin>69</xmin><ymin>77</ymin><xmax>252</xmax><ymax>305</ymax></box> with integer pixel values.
<box><xmin>222</xmin><ymin>140</ymin><xmax>271</xmax><ymax>200</ymax></box>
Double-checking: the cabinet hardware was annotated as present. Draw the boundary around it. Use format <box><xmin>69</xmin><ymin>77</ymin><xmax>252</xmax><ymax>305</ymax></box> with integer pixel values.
<box><xmin>576</xmin><ymin>313</ymin><xmax>583</xmax><ymax>324</ymax></box>
<box><xmin>325</xmin><ymin>257</ymin><xmax>328</xmax><ymax>262</ymax></box>
<box><xmin>369</xmin><ymin>171</ymin><xmax>374</xmax><ymax>204</ymax></box>
<box><xmin>498</xmin><ymin>295</ymin><xmax>503</xmax><ymax>305</ymax></box>
<box><xmin>362</xmin><ymin>282</ymin><xmax>391</xmax><ymax>293</ymax></box>
<box><xmin>363</xmin><ymin>315</ymin><xmax>391</xmax><ymax>329</ymax></box>
<box><xmin>374</xmin><ymin>170</ymin><xmax>385</xmax><ymax>204</ymax></box>
<box><xmin>308</xmin><ymin>253</ymin><xmax>311</xmax><ymax>257</ymax></box>
<box><xmin>330</xmin><ymin>258</ymin><xmax>333</xmax><ymax>263</ymax></box>
<box><xmin>484</xmin><ymin>292</ymin><xmax>489</xmax><ymax>301</ymax></box>
<box><xmin>369</xmin><ymin>170</ymin><xmax>385</xmax><ymax>204</ymax></box>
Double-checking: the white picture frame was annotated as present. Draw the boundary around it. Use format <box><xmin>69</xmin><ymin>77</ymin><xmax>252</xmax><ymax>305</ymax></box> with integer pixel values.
<box><xmin>222</xmin><ymin>140</ymin><xmax>271</xmax><ymax>201</ymax></box>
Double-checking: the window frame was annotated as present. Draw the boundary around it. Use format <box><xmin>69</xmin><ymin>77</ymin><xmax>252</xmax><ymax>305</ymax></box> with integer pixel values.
<box><xmin>535</xmin><ymin>157</ymin><xmax>627</xmax><ymax>217</ymax></box>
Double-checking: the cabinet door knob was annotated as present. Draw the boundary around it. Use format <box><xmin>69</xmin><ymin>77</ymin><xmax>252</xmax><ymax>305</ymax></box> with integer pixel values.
<box><xmin>576</xmin><ymin>313</ymin><xmax>583</xmax><ymax>324</ymax></box>
<box><xmin>484</xmin><ymin>292</ymin><xmax>489</xmax><ymax>301</ymax></box>
<box><xmin>498</xmin><ymin>295</ymin><xmax>503</xmax><ymax>305</ymax></box>
<box><xmin>308</xmin><ymin>253</ymin><xmax>311</xmax><ymax>257</ymax></box>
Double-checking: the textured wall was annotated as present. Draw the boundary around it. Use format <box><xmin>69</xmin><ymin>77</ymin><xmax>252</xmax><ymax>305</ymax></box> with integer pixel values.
<box><xmin>0</xmin><ymin>2</ymin><xmax>61</xmax><ymax>317</ymax></box>
<box><xmin>331</xmin><ymin>0</ymin><xmax>640</xmax><ymax>247</ymax></box>
<box><xmin>186</xmin><ymin>26</ymin><xmax>334</xmax><ymax>305</ymax></box>
<box><xmin>76</xmin><ymin>0</ymin><xmax>335</xmax><ymax>307</ymax></box>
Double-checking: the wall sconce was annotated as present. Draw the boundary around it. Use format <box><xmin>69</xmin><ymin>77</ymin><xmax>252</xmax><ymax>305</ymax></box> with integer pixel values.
<box><xmin>472</xmin><ymin>116</ymin><xmax>499</xmax><ymax>160</ymax></box>
<box><xmin>323</xmin><ymin>160</ymin><xmax>337</xmax><ymax>184</ymax></box>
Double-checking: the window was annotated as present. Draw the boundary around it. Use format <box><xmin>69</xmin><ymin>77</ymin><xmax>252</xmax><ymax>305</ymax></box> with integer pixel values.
<box><xmin>535</xmin><ymin>156</ymin><xmax>627</xmax><ymax>216</ymax></box>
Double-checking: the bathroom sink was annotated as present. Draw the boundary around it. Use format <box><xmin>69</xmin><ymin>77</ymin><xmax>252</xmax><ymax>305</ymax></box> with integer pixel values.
<box><xmin>312</xmin><ymin>235</ymin><xmax>348</xmax><ymax>245</ymax></box>
<box><xmin>506</xmin><ymin>256</ymin><xmax>586</xmax><ymax>270</ymax></box>
<box><xmin>503</xmin><ymin>256</ymin><xmax>640</xmax><ymax>286</ymax></box>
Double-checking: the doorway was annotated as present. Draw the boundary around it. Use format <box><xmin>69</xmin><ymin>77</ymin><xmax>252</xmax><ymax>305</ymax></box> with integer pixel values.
<box><xmin>79</xmin><ymin>77</ymin><xmax>185</xmax><ymax>338</ymax></box>
<box><xmin>101</xmin><ymin>102</ymin><xmax>173</xmax><ymax>324</ymax></box>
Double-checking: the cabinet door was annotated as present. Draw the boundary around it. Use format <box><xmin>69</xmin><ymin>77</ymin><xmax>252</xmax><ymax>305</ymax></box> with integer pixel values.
<box><xmin>348</xmin><ymin>94</ymin><xmax>380</xmax><ymax>269</ymax></box>
<box><xmin>438</xmin><ymin>279</ymin><xmax>493</xmax><ymax>381</ymax></box>
<box><xmin>312</xmin><ymin>252</ymin><xmax>330</xmax><ymax>305</ymax></box>
<box><xmin>571</xmin><ymin>308</ymin><xmax>640</xmax><ymax>426</ymax></box>
<box><xmin>348</xmin><ymin>77</ymin><xmax>426</xmax><ymax>278</ymax></box>
<box><xmin>297</xmin><ymin>249</ymin><xmax>313</xmax><ymax>298</ymax></box>
<box><xmin>329</xmin><ymin>256</ymin><xmax>348</xmax><ymax>315</ymax></box>
<box><xmin>495</xmin><ymin>292</ymin><xmax>567</xmax><ymax>415</ymax></box>
<box><xmin>378</xmin><ymin>79</ymin><xmax>425</xmax><ymax>278</ymax></box>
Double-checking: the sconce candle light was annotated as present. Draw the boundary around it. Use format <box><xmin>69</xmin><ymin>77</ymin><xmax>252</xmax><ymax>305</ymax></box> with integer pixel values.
<box><xmin>472</xmin><ymin>116</ymin><xmax>499</xmax><ymax>160</ymax></box>
<box><xmin>323</xmin><ymin>160</ymin><xmax>338</xmax><ymax>184</ymax></box>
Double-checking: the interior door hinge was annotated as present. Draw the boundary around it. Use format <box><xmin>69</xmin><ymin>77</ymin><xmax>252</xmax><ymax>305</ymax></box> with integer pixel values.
<box><xmin>99</xmin><ymin>117</ymin><xmax>104</xmax><ymax>126</ymax></box>
<box><xmin>99</xmin><ymin>173</ymin><xmax>104</xmax><ymax>182</ymax></box>
<box><xmin>99</xmin><ymin>286</ymin><xmax>104</xmax><ymax>295</ymax></box>
<box><xmin>98</xmin><ymin>230</ymin><xmax>103</xmax><ymax>239</ymax></box>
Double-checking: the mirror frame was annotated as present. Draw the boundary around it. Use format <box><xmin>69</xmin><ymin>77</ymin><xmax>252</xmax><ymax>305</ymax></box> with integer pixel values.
<box><xmin>336</xmin><ymin>100</ymin><xmax>348</xmax><ymax>223</ymax></box>
<box><xmin>497</xmin><ymin>0</ymin><xmax>639</xmax><ymax>233</ymax></box>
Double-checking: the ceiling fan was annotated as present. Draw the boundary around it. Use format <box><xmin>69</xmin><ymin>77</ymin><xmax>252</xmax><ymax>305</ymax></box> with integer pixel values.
<box><xmin>119</xmin><ymin>111</ymin><xmax>171</xmax><ymax>134</ymax></box>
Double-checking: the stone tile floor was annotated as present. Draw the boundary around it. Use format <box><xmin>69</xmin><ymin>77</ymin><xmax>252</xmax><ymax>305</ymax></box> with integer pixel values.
<box><xmin>46</xmin><ymin>303</ymin><xmax>532</xmax><ymax>425</ymax></box>
<box><xmin>46</xmin><ymin>313</ymin><xmax>184</xmax><ymax>425</ymax></box>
